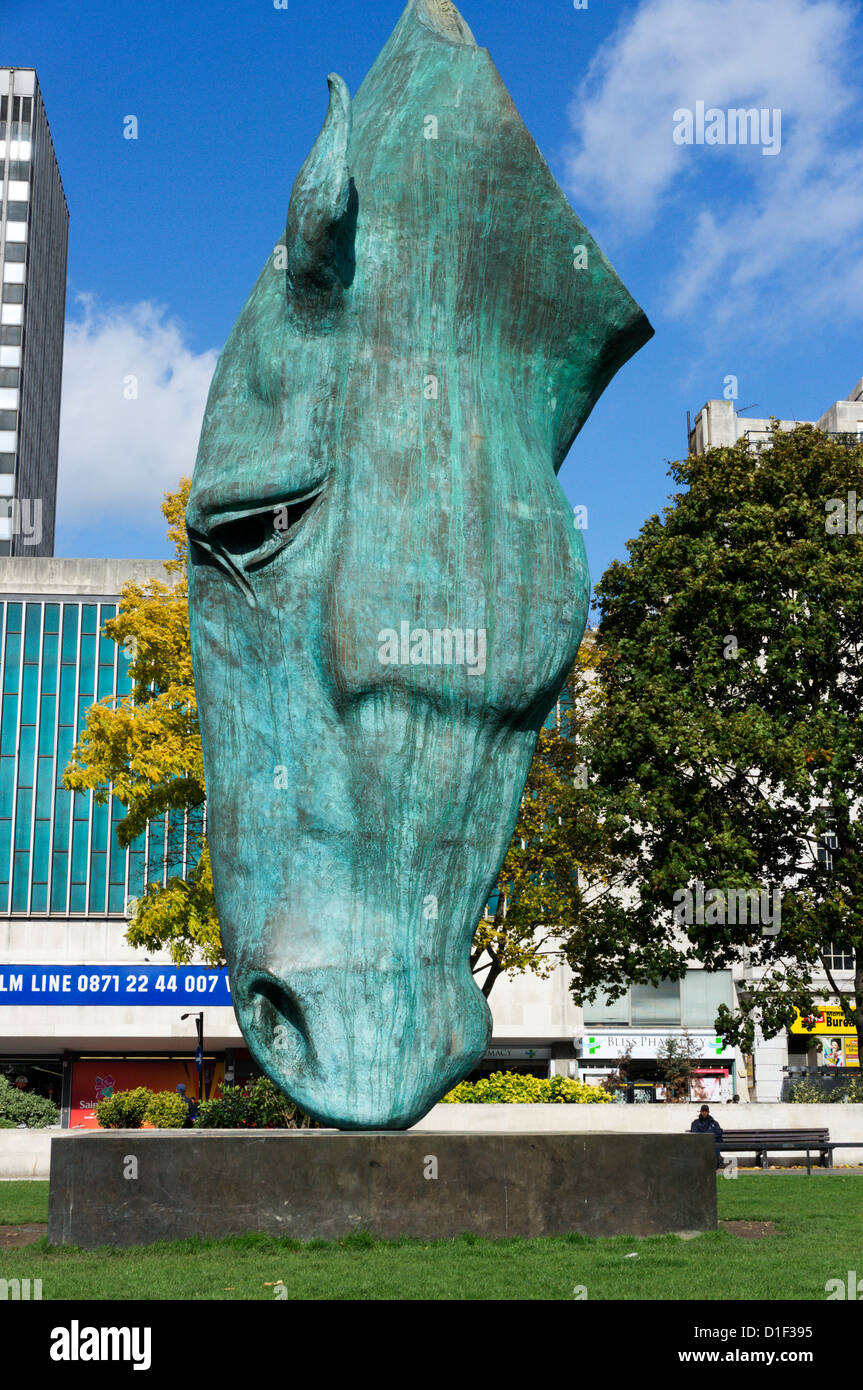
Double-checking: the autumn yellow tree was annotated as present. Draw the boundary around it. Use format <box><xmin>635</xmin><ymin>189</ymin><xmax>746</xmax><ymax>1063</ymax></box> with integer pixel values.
<box><xmin>64</xmin><ymin>480</ymin><xmax>220</xmax><ymax>964</ymax></box>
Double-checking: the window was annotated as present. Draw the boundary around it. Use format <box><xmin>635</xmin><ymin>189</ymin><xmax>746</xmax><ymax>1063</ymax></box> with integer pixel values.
<box><xmin>582</xmin><ymin>987</ymin><xmax>630</xmax><ymax>1025</ymax></box>
<box><xmin>817</xmin><ymin>813</ymin><xmax>838</xmax><ymax>870</ymax></box>
<box><xmin>0</xmin><ymin>411</ymin><xmax>18</xmax><ymax>431</ymax></box>
<box><xmin>11</xmin><ymin>97</ymin><xmax>32</xmax><ymax>141</ymax></box>
<box><xmin>0</xmin><ymin>327</ymin><xmax>22</xmax><ymax>346</ymax></box>
<box><xmin>823</xmin><ymin>943</ymin><xmax>855</xmax><ymax>973</ymax></box>
<box><xmin>583</xmin><ymin>971</ymin><xmax>733</xmax><ymax>1026</ymax></box>
<box><xmin>0</xmin><ymin>369</ymin><xmax>18</xmax><ymax>389</ymax></box>
<box><xmin>1</xmin><ymin>285</ymin><xmax>23</xmax><ymax>304</ymax></box>
<box><xmin>0</xmin><ymin>453</ymin><xmax>14</xmax><ymax>474</ymax></box>
<box><xmin>682</xmin><ymin>969</ymin><xmax>733</xmax><ymax>1026</ymax></box>
<box><xmin>4</xmin><ymin>203</ymin><xmax>28</xmax><ymax>223</ymax></box>
<box><xmin>7</xmin><ymin>161</ymin><xmax>31</xmax><ymax>181</ymax></box>
<box><xmin>631</xmin><ymin>978</ymin><xmax>682</xmax><ymax>1025</ymax></box>
<box><xmin>3</xmin><ymin>244</ymin><xmax>26</xmax><ymax>264</ymax></box>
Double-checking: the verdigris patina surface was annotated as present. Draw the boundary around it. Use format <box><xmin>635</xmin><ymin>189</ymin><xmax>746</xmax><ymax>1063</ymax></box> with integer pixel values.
<box><xmin>187</xmin><ymin>0</ymin><xmax>653</xmax><ymax>1129</ymax></box>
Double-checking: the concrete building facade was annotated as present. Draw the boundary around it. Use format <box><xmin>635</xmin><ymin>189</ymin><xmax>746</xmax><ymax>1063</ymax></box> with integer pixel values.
<box><xmin>0</xmin><ymin>68</ymin><xmax>69</xmax><ymax>557</ymax></box>
<box><xmin>689</xmin><ymin>376</ymin><xmax>863</xmax><ymax>456</ymax></box>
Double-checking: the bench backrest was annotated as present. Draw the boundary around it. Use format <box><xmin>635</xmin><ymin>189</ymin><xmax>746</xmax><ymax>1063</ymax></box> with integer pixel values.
<box><xmin>721</xmin><ymin>1129</ymin><xmax>829</xmax><ymax>1142</ymax></box>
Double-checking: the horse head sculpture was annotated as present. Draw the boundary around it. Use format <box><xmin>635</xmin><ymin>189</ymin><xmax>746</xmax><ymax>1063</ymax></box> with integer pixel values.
<box><xmin>187</xmin><ymin>0</ymin><xmax>652</xmax><ymax>1128</ymax></box>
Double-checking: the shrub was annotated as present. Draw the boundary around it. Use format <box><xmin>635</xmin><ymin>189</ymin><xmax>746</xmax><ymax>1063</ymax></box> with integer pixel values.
<box><xmin>195</xmin><ymin>1076</ymin><xmax>314</xmax><ymax>1128</ymax></box>
<box><xmin>789</xmin><ymin>1077</ymin><xmax>829</xmax><ymax>1103</ymax></box>
<box><xmin>95</xmin><ymin>1086</ymin><xmax>152</xmax><ymax>1129</ymax></box>
<box><xmin>839</xmin><ymin>1074</ymin><xmax>863</xmax><ymax>1103</ymax></box>
<box><xmin>143</xmin><ymin>1090</ymin><xmax>189</xmax><ymax>1128</ymax></box>
<box><xmin>440</xmin><ymin>1071</ymin><xmax>612</xmax><ymax>1104</ymax></box>
<box><xmin>0</xmin><ymin>1075</ymin><xmax>60</xmax><ymax>1128</ymax></box>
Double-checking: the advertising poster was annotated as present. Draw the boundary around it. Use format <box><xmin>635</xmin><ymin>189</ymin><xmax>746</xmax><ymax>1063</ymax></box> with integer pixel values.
<box><xmin>70</xmin><ymin>1058</ymin><xmax>225</xmax><ymax>1128</ymax></box>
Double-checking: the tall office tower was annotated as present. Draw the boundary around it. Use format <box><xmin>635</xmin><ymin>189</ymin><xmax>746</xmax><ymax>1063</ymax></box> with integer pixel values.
<box><xmin>0</xmin><ymin>68</ymin><xmax>69</xmax><ymax>557</ymax></box>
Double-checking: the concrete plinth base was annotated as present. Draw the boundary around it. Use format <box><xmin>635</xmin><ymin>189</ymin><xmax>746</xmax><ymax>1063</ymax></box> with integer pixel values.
<box><xmin>48</xmin><ymin>1131</ymin><xmax>717</xmax><ymax>1248</ymax></box>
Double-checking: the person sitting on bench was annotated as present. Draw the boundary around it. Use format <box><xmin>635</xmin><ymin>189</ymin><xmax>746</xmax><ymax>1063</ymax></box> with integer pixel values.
<box><xmin>690</xmin><ymin>1104</ymin><xmax>724</xmax><ymax>1168</ymax></box>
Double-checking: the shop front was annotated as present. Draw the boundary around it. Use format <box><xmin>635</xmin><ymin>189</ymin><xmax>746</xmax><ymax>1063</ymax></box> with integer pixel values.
<box><xmin>468</xmin><ymin>1045</ymin><xmax>553</xmax><ymax>1081</ymax></box>
<box><xmin>789</xmin><ymin>1007</ymin><xmax>859</xmax><ymax>1068</ymax></box>
<box><xmin>578</xmin><ymin>1029</ymin><xmax>737</xmax><ymax>1102</ymax></box>
<box><xmin>68</xmin><ymin>1056</ymin><xmax>227</xmax><ymax>1128</ymax></box>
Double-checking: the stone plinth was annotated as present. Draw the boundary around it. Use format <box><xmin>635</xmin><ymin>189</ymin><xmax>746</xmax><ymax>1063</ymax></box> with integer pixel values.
<box><xmin>48</xmin><ymin>1131</ymin><xmax>717</xmax><ymax>1248</ymax></box>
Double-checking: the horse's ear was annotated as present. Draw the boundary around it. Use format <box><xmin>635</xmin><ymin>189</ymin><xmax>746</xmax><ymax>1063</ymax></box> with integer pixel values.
<box><xmin>286</xmin><ymin>74</ymin><xmax>356</xmax><ymax>300</ymax></box>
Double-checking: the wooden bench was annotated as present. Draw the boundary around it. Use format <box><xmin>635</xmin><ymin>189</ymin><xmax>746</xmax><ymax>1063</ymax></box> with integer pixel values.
<box><xmin>717</xmin><ymin>1128</ymin><xmax>863</xmax><ymax>1174</ymax></box>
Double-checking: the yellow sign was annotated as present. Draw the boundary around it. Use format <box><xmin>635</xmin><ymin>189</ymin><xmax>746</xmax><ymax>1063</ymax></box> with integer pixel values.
<box><xmin>791</xmin><ymin>1007</ymin><xmax>857</xmax><ymax>1036</ymax></box>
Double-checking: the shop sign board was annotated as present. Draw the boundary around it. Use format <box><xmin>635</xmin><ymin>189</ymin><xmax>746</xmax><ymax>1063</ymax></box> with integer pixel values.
<box><xmin>581</xmin><ymin>1031</ymin><xmax>734</xmax><ymax>1059</ymax></box>
<box><xmin>0</xmin><ymin>965</ymin><xmax>231</xmax><ymax>1006</ymax></box>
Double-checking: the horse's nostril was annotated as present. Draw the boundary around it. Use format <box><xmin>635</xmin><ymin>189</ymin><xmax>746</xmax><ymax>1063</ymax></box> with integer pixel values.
<box><xmin>249</xmin><ymin>975</ymin><xmax>313</xmax><ymax>1066</ymax></box>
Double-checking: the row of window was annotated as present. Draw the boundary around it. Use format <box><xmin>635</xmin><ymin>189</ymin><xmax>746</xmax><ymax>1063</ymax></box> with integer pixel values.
<box><xmin>0</xmin><ymin>411</ymin><xmax>17</xmax><ymax>431</ymax></box>
<box><xmin>0</xmin><ymin>454</ymin><xmax>14</xmax><ymax>475</ymax></box>
<box><xmin>1</xmin><ymin>244</ymin><xmax>26</xmax><ymax>263</ymax></box>
<box><xmin>1</xmin><ymin>284</ymin><xmax>23</xmax><ymax>303</ymax></box>
<box><xmin>0</xmin><ymin>599</ymin><xmax>205</xmax><ymax>916</ymax></box>
<box><xmin>585</xmin><ymin>954</ymin><xmax>854</xmax><ymax>1030</ymax></box>
<box><xmin>584</xmin><ymin>973</ymin><xmax>734</xmax><ymax>1028</ymax></box>
<box><xmin>0</xmin><ymin>202</ymin><xmax>28</xmax><ymax>222</ymax></box>
<box><xmin>0</xmin><ymin>326</ymin><xmax>22</xmax><ymax>345</ymax></box>
<box><xmin>0</xmin><ymin>368</ymin><xmax>18</xmax><ymax>388</ymax></box>
<box><xmin>1</xmin><ymin>161</ymin><xmax>31</xmax><ymax>181</ymax></box>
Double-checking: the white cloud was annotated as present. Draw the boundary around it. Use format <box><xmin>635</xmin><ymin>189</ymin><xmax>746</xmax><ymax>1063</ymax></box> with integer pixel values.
<box><xmin>565</xmin><ymin>0</ymin><xmax>863</xmax><ymax>325</ymax></box>
<box><xmin>57</xmin><ymin>296</ymin><xmax>218</xmax><ymax>534</ymax></box>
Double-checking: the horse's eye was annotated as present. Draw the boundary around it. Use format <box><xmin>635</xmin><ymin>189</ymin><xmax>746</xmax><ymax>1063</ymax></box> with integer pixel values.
<box><xmin>212</xmin><ymin>512</ymin><xmax>275</xmax><ymax>558</ymax></box>
<box><xmin>197</xmin><ymin>483</ymin><xmax>329</xmax><ymax>577</ymax></box>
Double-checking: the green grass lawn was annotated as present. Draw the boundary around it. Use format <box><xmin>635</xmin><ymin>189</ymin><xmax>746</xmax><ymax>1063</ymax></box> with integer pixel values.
<box><xmin>1</xmin><ymin>1176</ymin><xmax>860</xmax><ymax>1300</ymax></box>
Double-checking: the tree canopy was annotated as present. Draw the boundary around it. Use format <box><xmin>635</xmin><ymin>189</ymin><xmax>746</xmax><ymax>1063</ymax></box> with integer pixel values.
<box><xmin>567</xmin><ymin>425</ymin><xmax>863</xmax><ymax>1060</ymax></box>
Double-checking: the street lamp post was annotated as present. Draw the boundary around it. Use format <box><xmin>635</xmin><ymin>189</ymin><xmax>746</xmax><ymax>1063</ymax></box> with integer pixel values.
<box><xmin>181</xmin><ymin>1011</ymin><xmax>205</xmax><ymax>1103</ymax></box>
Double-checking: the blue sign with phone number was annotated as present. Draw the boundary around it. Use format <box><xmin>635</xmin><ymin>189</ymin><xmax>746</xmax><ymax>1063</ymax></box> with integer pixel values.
<box><xmin>0</xmin><ymin>965</ymin><xmax>232</xmax><ymax>1006</ymax></box>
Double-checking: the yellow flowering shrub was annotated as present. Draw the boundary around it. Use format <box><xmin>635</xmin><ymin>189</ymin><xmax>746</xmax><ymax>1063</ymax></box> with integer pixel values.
<box><xmin>440</xmin><ymin>1070</ymin><xmax>611</xmax><ymax>1103</ymax></box>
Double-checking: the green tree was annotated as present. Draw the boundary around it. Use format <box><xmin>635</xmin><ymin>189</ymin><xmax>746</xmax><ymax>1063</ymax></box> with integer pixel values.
<box><xmin>657</xmin><ymin>1033</ymin><xmax>700</xmax><ymax>1102</ymax></box>
<box><xmin>567</xmin><ymin>425</ymin><xmax>863</xmax><ymax>1062</ymax></box>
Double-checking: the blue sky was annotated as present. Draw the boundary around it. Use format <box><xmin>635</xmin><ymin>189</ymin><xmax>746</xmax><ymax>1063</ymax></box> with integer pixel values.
<box><xmin>6</xmin><ymin>0</ymin><xmax>863</xmax><ymax>604</ymax></box>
